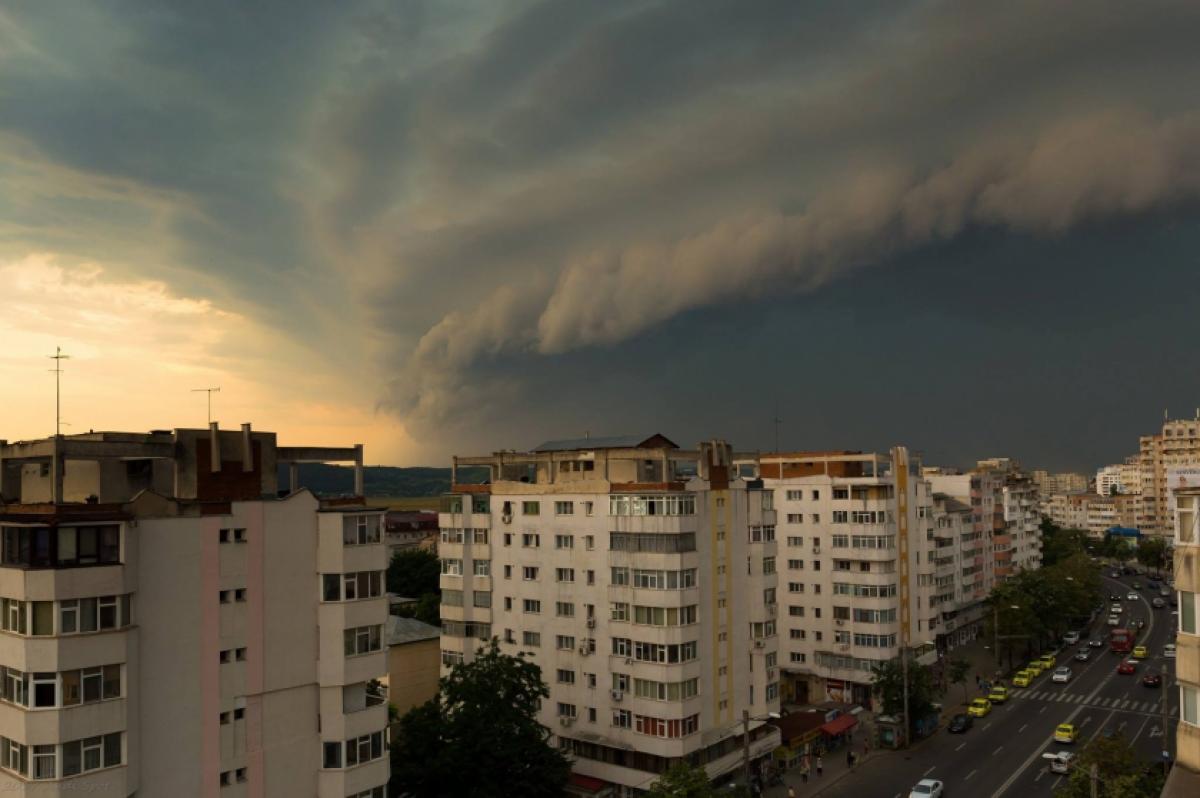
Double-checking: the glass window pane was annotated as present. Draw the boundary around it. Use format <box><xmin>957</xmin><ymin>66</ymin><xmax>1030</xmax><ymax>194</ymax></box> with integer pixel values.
<box><xmin>344</xmin><ymin>629</ymin><xmax>355</xmax><ymax>656</ymax></box>
<box><xmin>103</xmin><ymin>733</ymin><xmax>121</xmax><ymax>767</ymax></box>
<box><xmin>98</xmin><ymin>598</ymin><xmax>117</xmax><ymax>630</ymax></box>
<box><xmin>80</xmin><ymin>598</ymin><xmax>98</xmax><ymax>632</ymax></box>
<box><xmin>61</xmin><ymin>670</ymin><xmax>81</xmax><ymax>706</ymax></box>
<box><xmin>61</xmin><ymin>741</ymin><xmax>81</xmax><ymax>777</ymax></box>
<box><xmin>58</xmin><ymin>528</ymin><xmax>77</xmax><ymax>563</ymax></box>
<box><xmin>121</xmin><ymin>594</ymin><xmax>131</xmax><ymax>626</ymax></box>
<box><xmin>31</xmin><ymin>602</ymin><xmax>53</xmax><ymax>636</ymax></box>
<box><xmin>82</xmin><ymin>669</ymin><xmax>102</xmax><ymax>702</ymax></box>
<box><xmin>322</xmin><ymin>575</ymin><xmax>340</xmax><ymax>601</ymax></box>
<box><xmin>60</xmin><ymin>601</ymin><xmax>78</xmax><ymax>634</ymax></box>
<box><xmin>78</xmin><ymin>527</ymin><xmax>99</xmax><ymax>563</ymax></box>
<box><xmin>103</xmin><ymin>665</ymin><xmax>121</xmax><ymax>699</ymax></box>
<box><xmin>100</xmin><ymin>526</ymin><xmax>120</xmax><ymax>562</ymax></box>
<box><xmin>323</xmin><ymin>741</ymin><xmax>341</xmax><ymax>769</ymax></box>
<box><xmin>82</xmin><ymin>737</ymin><xmax>101</xmax><ymax>771</ymax></box>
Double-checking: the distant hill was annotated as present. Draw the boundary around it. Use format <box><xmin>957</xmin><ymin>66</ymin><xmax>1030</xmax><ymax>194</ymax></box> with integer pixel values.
<box><xmin>277</xmin><ymin>463</ymin><xmax>487</xmax><ymax>498</ymax></box>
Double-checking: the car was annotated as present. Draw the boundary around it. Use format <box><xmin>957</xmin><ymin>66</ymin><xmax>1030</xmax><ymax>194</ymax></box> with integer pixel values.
<box><xmin>988</xmin><ymin>685</ymin><xmax>1010</xmax><ymax>703</ymax></box>
<box><xmin>1037</xmin><ymin>653</ymin><xmax>1056</xmax><ymax>669</ymax></box>
<box><xmin>1089</xmin><ymin>637</ymin><xmax>1104</xmax><ymax>648</ymax></box>
<box><xmin>1142</xmin><ymin>672</ymin><xmax>1162</xmax><ymax>688</ymax></box>
<box><xmin>1160</xmin><ymin>587</ymin><xmax>1171</xmax><ymax>597</ymax></box>
<box><xmin>967</xmin><ymin>698</ymin><xmax>992</xmax><ymax>717</ymax></box>
<box><xmin>1045</xmin><ymin>750</ymin><xmax>1077</xmax><ymax>774</ymax></box>
<box><xmin>1132</xmin><ymin>645</ymin><xmax>1148</xmax><ymax>659</ymax></box>
<box><xmin>1012</xmin><ymin>670</ymin><xmax>1033</xmax><ymax>687</ymax></box>
<box><xmin>1111</xmin><ymin>571</ymin><xmax>1121</xmax><ymax>578</ymax></box>
<box><xmin>1063</xmin><ymin>631</ymin><xmax>1080</xmax><ymax>645</ymax></box>
<box><xmin>1133</xmin><ymin>582</ymin><xmax>1142</xmax><ymax>590</ymax></box>
<box><xmin>1109</xmin><ymin>593</ymin><xmax>1122</xmax><ymax>601</ymax></box>
<box><xmin>1118</xmin><ymin>659</ymin><xmax>1137</xmax><ymax>674</ymax></box>
<box><xmin>1107</xmin><ymin>615</ymin><xmax>1121</xmax><ymax>626</ymax></box>
<box><xmin>1026</xmin><ymin>661</ymin><xmax>1045</xmax><ymax>676</ymax></box>
<box><xmin>1110</xmin><ymin>603</ymin><xmax>1123</xmax><ymax>613</ymax></box>
<box><xmin>909</xmin><ymin>779</ymin><xmax>945</xmax><ymax>798</ymax></box>
<box><xmin>1123</xmin><ymin>566</ymin><xmax>1134</xmax><ymax>575</ymax></box>
<box><xmin>1055</xmin><ymin>723</ymin><xmax>1079</xmax><ymax>743</ymax></box>
<box><xmin>1074</xmin><ymin>648</ymin><xmax>1091</xmax><ymax>662</ymax></box>
<box><xmin>1164</xmin><ymin>644</ymin><xmax>1177</xmax><ymax>659</ymax></box>
<box><xmin>948</xmin><ymin>713</ymin><xmax>974</xmax><ymax>733</ymax></box>
<box><xmin>1152</xmin><ymin>597</ymin><xmax>1166</xmax><ymax>608</ymax></box>
<box><xmin>1127</xmin><ymin>592</ymin><xmax>1139</xmax><ymax>601</ymax></box>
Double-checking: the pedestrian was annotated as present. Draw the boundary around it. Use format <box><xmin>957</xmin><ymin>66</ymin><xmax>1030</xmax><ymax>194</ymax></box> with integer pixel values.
<box><xmin>816</xmin><ymin>756</ymin><xmax>823</xmax><ymax>777</ymax></box>
<box><xmin>863</xmin><ymin>739</ymin><xmax>870</xmax><ymax>758</ymax></box>
<box><xmin>846</xmin><ymin>749</ymin><xmax>854</xmax><ymax>770</ymax></box>
<box><xmin>801</xmin><ymin>763</ymin><xmax>809</xmax><ymax>784</ymax></box>
<box><xmin>975</xmin><ymin>673</ymin><xmax>980</xmax><ymax>688</ymax></box>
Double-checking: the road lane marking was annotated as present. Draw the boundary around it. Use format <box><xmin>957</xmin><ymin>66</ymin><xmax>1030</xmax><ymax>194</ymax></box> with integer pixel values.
<box><xmin>1039</xmin><ymin>705</ymin><xmax>1047</xmax><ymax>713</ymax></box>
<box><xmin>1018</xmin><ymin>724</ymin><xmax>1027</xmax><ymax>733</ymax></box>
<box><xmin>982</xmin><ymin>723</ymin><xmax>991</xmax><ymax>730</ymax></box>
<box><xmin>924</xmin><ymin>767</ymin><xmax>936</xmax><ymax>776</ymax></box>
<box><xmin>993</xmin><ymin>746</ymin><xmax>1004</xmax><ymax>755</ymax></box>
<box><xmin>955</xmin><ymin>743</ymin><xmax>966</xmax><ymax>751</ymax></box>
<box><xmin>1034</xmin><ymin>768</ymin><xmax>1045</xmax><ymax>782</ymax></box>
<box><xmin>966</xmin><ymin>770</ymin><xmax>977</xmax><ymax>781</ymax></box>
<box><xmin>1130</xmin><ymin>715</ymin><xmax>1152</xmax><ymax>744</ymax></box>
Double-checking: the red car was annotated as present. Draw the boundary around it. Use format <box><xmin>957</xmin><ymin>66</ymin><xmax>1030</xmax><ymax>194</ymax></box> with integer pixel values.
<box><xmin>1142</xmin><ymin>672</ymin><xmax>1162</xmax><ymax>688</ymax></box>
<box><xmin>1117</xmin><ymin>660</ymin><xmax>1137</xmax><ymax>674</ymax></box>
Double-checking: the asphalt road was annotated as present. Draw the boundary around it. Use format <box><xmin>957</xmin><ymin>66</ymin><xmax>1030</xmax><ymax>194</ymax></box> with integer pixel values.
<box><xmin>815</xmin><ymin>571</ymin><xmax>1178</xmax><ymax>798</ymax></box>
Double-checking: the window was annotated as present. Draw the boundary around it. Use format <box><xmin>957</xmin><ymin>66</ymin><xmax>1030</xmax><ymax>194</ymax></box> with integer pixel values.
<box><xmin>557</xmin><ymin>668</ymin><xmax>576</xmax><ymax>684</ymax></box>
<box><xmin>522</xmin><ymin>501</ymin><xmax>540</xmax><ymax>516</ymax></box>
<box><xmin>762</xmin><ymin>556</ymin><xmax>776</xmax><ymax>575</ymax></box>
<box><xmin>555</xmin><ymin>534</ymin><xmax>574</xmax><ymax>549</ymax></box>
<box><xmin>522</xmin><ymin>599</ymin><xmax>541</xmax><ymax>614</ymax></box>
<box><xmin>611</xmin><ymin>602</ymin><xmax>629</xmax><ymax>621</ymax></box>
<box><xmin>1183</xmin><ymin>685</ymin><xmax>1198</xmax><ymax>726</ymax></box>
<box><xmin>1181</xmin><ymin>591</ymin><xmax>1197</xmax><ymax>634</ymax></box>
<box><xmin>344</xmin><ymin>516</ymin><xmax>381</xmax><ymax>545</ymax></box>
<box><xmin>556</xmin><ymin>635</ymin><xmax>576</xmax><ymax>650</ymax></box>
<box><xmin>811</xmin><ymin>514</ymin><xmax>820</xmax><ymax>523</ymax></box>
<box><xmin>473</xmin><ymin>560</ymin><xmax>490</xmax><ymax>576</ymax></box>
<box><xmin>472</xmin><ymin>528</ymin><xmax>489</xmax><ymax>544</ymax></box>
<box><xmin>233</xmin><ymin>528</ymin><xmax>246</xmax><ymax>543</ymax></box>
<box><xmin>440</xmin><ymin>558</ymin><xmax>463</xmax><ymax>576</ymax></box>
<box><xmin>344</xmin><ymin>625</ymin><xmax>383</xmax><ymax>656</ymax></box>
<box><xmin>521</xmin><ymin>533</ymin><xmax>540</xmax><ymax>548</ymax></box>
<box><xmin>522</xmin><ymin>631</ymin><xmax>541</xmax><ymax>647</ymax></box>
<box><xmin>555</xmin><ymin>501</ymin><xmax>574</xmax><ymax>515</ymax></box>
<box><xmin>608</xmin><ymin>495</ymin><xmax>696</xmax><ymax>516</ymax></box>
<box><xmin>32</xmin><ymin>744</ymin><xmax>54</xmax><ymax>780</ymax></box>
<box><xmin>473</xmin><ymin>591</ymin><xmax>492</xmax><ymax>608</ymax></box>
<box><xmin>584</xmin><ymin>502</ymin><xmax>594</xmax><ymax>516</ymax></box>
<box><xmin>522</xmin><ymin>566</ymin><xmax>539</xmax><ymax>581</ymax></box>
<box><xmin>556</xmin><ymin>601</ymin><xmax>575</xmax><ymax>618</ymax></box>
<box><xmin>503</xmin><ymin>565</ymin><xmax>512</xmax><ymax>579</ymax></box>
<box><xmin>556</xmin><ymin>568</ymin><xmax>575</xmax><ymax>583</ymax></box>
<box><xmin>832</xmin><ymin>511</ymin><xmax>848</xmax><ymax>523</ymax></box>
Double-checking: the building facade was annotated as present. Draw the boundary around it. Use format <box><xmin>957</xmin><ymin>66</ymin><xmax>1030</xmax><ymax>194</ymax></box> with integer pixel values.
<box><xmin>1166</xmin><ymin>485</ymin><xmax>1200</xmax><ymax>795</ymax></box>
<box><xmin>1138</xmin><ymin>415</ymin><xmax>1200</xmax><ymax>537</ymax></box>
<box><xmin>438</xmin><ymin>436</ymin><xmax>780</xmax><ymax>796</ymax></box>
<box><xmin>0</xmin><ymin>427</ymin><xmax>388</xmax><ymax>798</ymax></box>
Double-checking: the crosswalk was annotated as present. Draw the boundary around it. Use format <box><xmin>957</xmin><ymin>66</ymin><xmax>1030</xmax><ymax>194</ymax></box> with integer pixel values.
<box><xmin>1009</xmin><ymin>689</ymin><xmax>1177</xmax><ymax>715</ymax></box>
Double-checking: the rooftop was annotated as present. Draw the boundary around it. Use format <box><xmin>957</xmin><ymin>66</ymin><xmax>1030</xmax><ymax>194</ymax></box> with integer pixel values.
<box><xmin>386</xmin><ymin>616</ymin><xmax>440</xmax><ymax>646</ymax></box>
<box><xmin>532</xmin><ymin>433</ymin><xmax>678</xmax><ymax>452</ymax></box>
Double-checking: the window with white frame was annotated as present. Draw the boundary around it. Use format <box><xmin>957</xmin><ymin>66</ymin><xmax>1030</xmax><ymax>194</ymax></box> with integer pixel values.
<box><xmin>473</xmin><ymin>559</ymin><xmax>490</xmax><ymax>576</ymax></box>
<box><xmin>440</xmin><ymin>558</ymin><xmax>463</xmax><ymax>576</ymax></box>
<box><xmin>556</xmin><ymin>567</ymin><xmax>575</xmax><ymax>583</ymax></box>
<box><xmin>555</xmin><ymin>501</ymin><xmax>574</xmax><ymax>515</ymax></box>
<box><xmin>343</xmin><ymin>625</ymin><xmax>382</xmax><ymax>656</ymax></box>
<box><xmin>555</xmin><ymin>534</ymin><xmax>574</xmax><ymax>549</ymax></box>
<box><xmin>522</xmin><ymin>566</ymin><xmax>539</xmax><ymax>581</ymax></box>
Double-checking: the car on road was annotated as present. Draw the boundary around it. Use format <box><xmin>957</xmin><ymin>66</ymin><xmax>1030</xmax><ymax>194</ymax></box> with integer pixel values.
<box><xmin>1107</xmin><ymin>615</ymin><xmax>1121</xmax><ymax>626</ymax></box>
<box><xmin>1110</xmin><ymin>603</ymin><xmax>1123</xmax><ymax>613</ymax></box>
<box><xmin>1149</xmin><ymin>579</ymin><xmax>1160</xmax><ymax>588</ymax></box>
<box><xmin>1089</xmin><ymin>637</ymin><xmax>1104</xmax><ymax>648</ymax></box>
<box><xmin>1127</xmin><ymin>592</ymin><xmax>1139</xmax><ymax>601</ymax></box>
<box><xmin>1063</xmin><ymin>631</ymin><xmax>1080</xmax><ymax>645</ymax></box>
<box><xmin>1037</xmin><ymin>653</ymin><xmax>1056</xmax><ymax>669</ymax></box>
<box><xmin>1152</xmin><ymin>597</ymin><xmax>1166</xmax><ymax>608</ymax></box>
<box><xmin>1012</xmin><ymin>670</ymin><xmax>1033</xmax><ymax>687</ymax></box>
<box><xmin>1109</xmin><ymin>593</ymin><xmax>1122</xmax><ymax>601</ymax></box>
<box><xmin>1046</xmin><ymin>750</ymin><xmax>1077</xmax><ymax>774</ymax></box>
<box><xmin>1055</xmin><ymin>723</ymin><xmax>1079</xmax><ymax>743</ymax></box>
<box><xmin>1051</xmin><ymin>666</ymin><xmax>1073</xmax><ymax>683</ymax></box>
<box><xmin>1026</xmin><ymin>661</ymin><xmax>1045</xmax><ymax>676</ymax></box>
<box><xmin>988</xmin><ymin>685</ymin><xmax>1010</xmax><ymax>703</ymax></box>
<box><xmin>1117</xmin><ymin>659</ymin><xmax>1137</xmax><ymax>674</ymax></box>
<box><xmin>948</xmin><ymin>713</ymin><xmax>974</xmax><ymax>733</ymax></box>
<box><xmin>1160</xmin><ymin>587</ymin><xmax>1171</xmax><ymax>597</ymax></box>
<box><xmin>909</xmin><ymin>779</ymin><xmax>945</xmax><ymax>798</ymax></box>
<box><xmin>1132</xmin><ymin>645</ymin><xmax>1148</xmax><ymax>659</ymax></box>
<box><xmin>1165</xmin><ymin>644</ymin><xmax>1177</xmax><ymax>659</ymax></box>
<box><xmin>1142</xmin><ymin>672</ymin><xmax>1162</xmax><ymax>688</ymax></box>
<box><xmin>967</xmin><ymin>698</ymin><xmax>992</xmax><ymax>717</ymax></box>
<box><xmin>1133</xmin><ymin>582</ymin><xmax>1142</xmax><ymax>590</ymax></box>
<box><xmin>1111</xmin><ymin>571</ymin><xmax>1121</xmax><ymax>578</ymax></box>
<box><xmin>1074</xmin><ymin>648</ymin><xmax>1091</xmax><ymax>662</ymax></box>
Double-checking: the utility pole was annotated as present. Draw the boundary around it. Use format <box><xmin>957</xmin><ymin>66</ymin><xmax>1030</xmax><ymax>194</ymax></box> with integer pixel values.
<box><xmin>1162</xmin><ymin>685</ymin><xmax>1171</xmax><ymax>778</ymax></box>
<box><xmin>772</xmin><ymin>401</ymin><xmax>782</xmax><ymax>454</ymax></box>
<box><xmin>742</xmin><ymin>709</ymin><xmax>751</xmax><ymax>792</ymax></box>
<box><xmin>900</xmin><ymin>645</ymin><xmax>910</xmax><ymax>748</ymax></box>
<box><xmin>192</xmin><ymin>387</ymin><xmax>221</xmax><ymax>425</ymax></box>
<box><xmin>1089</xmin><ymin>763</ymin><xmax>1098</xmax><ymax>798</ymax></box>
<box><xmin>48</xmin><ymin>346</ymin><xmax>70</xmax><ymax>437</ymax></box>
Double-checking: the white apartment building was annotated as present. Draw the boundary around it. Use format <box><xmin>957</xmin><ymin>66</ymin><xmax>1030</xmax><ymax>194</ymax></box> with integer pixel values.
<box><xmin>754</xmin><ymin>448</ymin><xmax>942</xmax><ymax>708</ymax></box>
<box><xmin>438</xmin><ymin>436</ymin><xmax>781</xmax><ymax>796</ymax></box>
<box><xmin>0</xmin><ymin>427</ymin><xmax>388</xmax><ymax>798</ymax></box>
<box><xmin>1096</xmin><ymin>465</ymin><xmax>1123</xmax><ymax>497</ymax></box>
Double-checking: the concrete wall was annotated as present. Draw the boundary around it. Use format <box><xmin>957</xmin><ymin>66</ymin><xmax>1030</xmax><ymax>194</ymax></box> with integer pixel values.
<box><xmin>387</xmin><ymin>639</ymin><xmax>440</xmax><ymax>714</ymax></box>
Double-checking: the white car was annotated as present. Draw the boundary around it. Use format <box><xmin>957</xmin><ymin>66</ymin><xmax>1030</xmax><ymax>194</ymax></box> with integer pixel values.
<box><xmin>910</xmin><ymin>779</ymin><xmax>945</xmax><ymax>798</ymax></box>
<box><xmin>1107</xmin><ymin>615</ymin><xmax>1121</xmax><ymax>626</ymax></box>
<box><xmin>1063</xmin><ymin>631</ymin><xmax>1080</xmax><ymax>645</ymax></box>
<box><xmin>1127</xmin><ymin>592</ymin><xmax>1139</xmax><ymax>601</ymax></box>
<box><xmin>1052</xmin><ymin>666</ymin><xmax>1073</xmax><ymax>683</ymax></box>
<box><xmin>1110</xmin><ymin>604</ymin><xmax>1123</xmax><ymax>614</ymax></box>
<box><xmin>1164</xmin><ymin>644</ymin><xmax>1177</xmax><ymax>659</ymax></box>
<box><xmin>1074</xmin><ymin>649</ymin><xmax>1091</xmax><ymax>662</ymax></box>
<box><xmin>1046</xmin><ymin>750</ymin><xmax>1076</xmax><ymax>774</ymax></box>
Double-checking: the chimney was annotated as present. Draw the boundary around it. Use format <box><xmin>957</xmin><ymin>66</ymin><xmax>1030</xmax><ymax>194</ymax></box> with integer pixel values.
<box><xmin>209</xmin><ymin>422</ymin><xmax>221</xmax><ymax>473</ymax></box>
<box><xmin>241</xmin><ymin>423</ymin><xmax>253</xmax><ymax>472</ymax></box>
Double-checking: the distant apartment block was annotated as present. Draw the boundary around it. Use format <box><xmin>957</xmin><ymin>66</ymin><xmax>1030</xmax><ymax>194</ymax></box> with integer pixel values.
<box><xmin>1138</xmin><ymin>415</ymin><xmax>1200</xmax><ymax>537</ymax></box>
<box><xmin>1031</xmin><ymin>470</ymin><xmax>1089</xmax><ymax>495</ymax></box>
<box><xmin>0</xmin><ymin>427</ymin><xmax>388</xmax><ymax>798</ymax></box>
<box><xmin>437</xmin><ymin>435</ymin><xmax>781</xmax><ymax>794</ymax></box>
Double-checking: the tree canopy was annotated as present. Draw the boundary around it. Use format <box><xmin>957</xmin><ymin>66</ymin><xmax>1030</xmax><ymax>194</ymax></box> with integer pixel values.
<box><xmin>387</xmin><ymin>548</ymin><xmax>441</xmax><ymax>626</ymax></box>
<box><xmin>872</xmin><ymin>655</ymin><xmax>936</xmax><ymax>735</ymax></box>
<box><xmin>645</xmin><ymin>762</ymin><xmax>719</xmax><ymax>798</ymax></box>
<box><xmin>1055</xmin><ymin>733</ymin><xmax>1165</xmax><ymax>798</ymax></box>
<box><xmin>1135</xmin><ymin>536</ymin><xmax>1168</xmax><ymax>575</ymax></box>
<box><xmin>390</xmin><ymin>639</ymin><xmax>571</xmax><ymax>798</ymax></box>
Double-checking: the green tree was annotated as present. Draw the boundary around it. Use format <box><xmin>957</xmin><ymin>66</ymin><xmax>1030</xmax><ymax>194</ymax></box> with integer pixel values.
<box><xmin>1039</xmin><ymin>520</ymin><xmax>1089</xmax><ymax>568</ymax></box>
<box><xmin>872</xmin><ymin>655</ymin><xmax>936</xmax><ymax>737</ymax></box>
<box><xmin>1136</xmin><ymin>536</ymin><xmax>1168</xmax><ymax>576</ymax></box>
<box><xmin>387</xmin><ymin>548</ymin><xmax>440</xmax><ymax>597</ymax></box>
<box><xmin>395</xmin><ymin>592</ymin><xmax>441</xmax><ymax>627</ymax></box>
<box><xmin>645</xmin><ymin>762</ymin><xmax>718</xmax><ymax>798</ymax></box>
<box><xmin>948</xmin><ymin>658</ymin><xmax>971</xmax><ymax>704</ymax></box>
<box><xmin>390</xmin><ymin>639</ymin><xmax>571</xmax><ymax>798</ymax></box>
<box><xmin>1054</xmin><ymin>733</ymin><xmax>1164</xmax><ymax>798</ymax></box>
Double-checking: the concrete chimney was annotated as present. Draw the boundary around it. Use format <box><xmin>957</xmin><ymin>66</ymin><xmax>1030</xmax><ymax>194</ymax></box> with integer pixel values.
<box><xmin>241</xmin><ymin>423</ymin><xmax>253</xmax><ymax>472</ymax></box>
<box><xmin>209</xmin><ymin>422</ymin><xmax>221</xmax><ymax>473</ymax></box>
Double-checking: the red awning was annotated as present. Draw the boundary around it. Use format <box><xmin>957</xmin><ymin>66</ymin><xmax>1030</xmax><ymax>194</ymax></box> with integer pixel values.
<box><xmin>569</xmin><ymin>773</ymin><xmax>608</xmax><ymax>793</ymax></box>
<box><xmin>820</xmin><ymin>714</ymin><xmax>858</xmax><ymax>736</ymax></box>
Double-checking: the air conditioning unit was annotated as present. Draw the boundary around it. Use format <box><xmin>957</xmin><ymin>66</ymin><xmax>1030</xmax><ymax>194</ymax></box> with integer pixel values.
<box><xmin>835</xmin><ymin>619</ymin><xmax>845</xmax><ymax>626</ymax></box>
<box><xmin>501</xmin><ymin>513</ymin><xmax>513</xmax><ymax>525</ymax></box>
<box><xmin>586</xmin><ymin>618</ymin><xmax>596</xmax><ymax>629</ymax></box>
<box><xmin>559</xmin><ymin>716</ymin><xmax>575</xmax><ymax>727</ymax></box>
<box><xmin>611</xmin><ymin>690</ymin><xmax>623</xmax><ymax>702</ymax></box>
<box><xmin>579</xmin><ymin>645</ymin><xmax>590</xmax><ymax>656</ymax></box>
<box><xmin>754</xmin><ymin>640</ymin><xmax>765</xmax><ymax>649</ymax></box>
<box><xmin>624</xmin><ymin>658</ymin><xmax>634</xmax><ymax>665</ymax></box>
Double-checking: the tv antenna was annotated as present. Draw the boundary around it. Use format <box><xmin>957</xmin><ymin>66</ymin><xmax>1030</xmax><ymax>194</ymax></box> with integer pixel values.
<box><xmin>192</xmin><ymin>387</ymin><xmax>221</xmax><ymax>425</ymax></box>
<box><xmin>772</xmin><ymin>400</ymin><xmax>782</xmax><ymax>454</ymax></box>
<box><xmin>48</xmin><ymin>346</ymin><xmax>70</xmax><ymax>437</ymax></box>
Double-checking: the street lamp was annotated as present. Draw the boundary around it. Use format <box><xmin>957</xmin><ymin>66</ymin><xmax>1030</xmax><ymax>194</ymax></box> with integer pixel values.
<box><xmin>741</xmin><ymin>710</ymin><xmax>781</xmax><ymax>791</ymax></box>
<box><xmin>993</xmin><ymin>604</ymin><xmax>1021</xmax><ymax>669</ymax></box>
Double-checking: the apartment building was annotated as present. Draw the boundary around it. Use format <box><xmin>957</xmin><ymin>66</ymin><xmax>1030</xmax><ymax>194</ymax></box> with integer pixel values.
<box><xmin>437</xmin><ymin>436</ymin><xmax>781</xmax><ymax>796</ymax></box>
<box><xmin>1096</xmin><ymin>465</ymin><xmax>1123</xmax><ymax>497</ymax></box>
<box><xmin>0</xmin><ymin>427</ymin><xmax>388</xmax><ymax>798</ymax></box>
<box><xmin>755</xmin><ymin>448</ymin><xmax>942</xmax><ymax>708</ymax></box>
<box><xmin>1031</xmin><ymin>470</ymin><xmax>1088</xmax><ymax>495</ymax></box>
<box><xmin>1165</xmin><ymin>485</ymin><xmax>1200</xmax><ymax>795</ymax></box>
<box><xmin>1138</xmin><ymin>414</ymin><xmax>1200</xmax><ymax>537</ymax></box>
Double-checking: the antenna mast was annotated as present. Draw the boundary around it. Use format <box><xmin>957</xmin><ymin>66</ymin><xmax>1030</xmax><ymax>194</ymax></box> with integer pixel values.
<box><xmin>192</xmin><ymin>387</ymin><xmax>221</xmax><ymax>425</ymax></box>
<box><xmin>772</xmin><ymin>400</ymin><xmax>783</xmax><ymax>454</ymax></box>
<box><xmin>48</xmin><ymin>346</ymin><xmax>70</xmax><ymax>437</ymax></box>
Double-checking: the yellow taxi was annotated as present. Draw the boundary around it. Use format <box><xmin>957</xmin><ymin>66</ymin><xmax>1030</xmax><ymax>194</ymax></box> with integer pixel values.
<box><xmin>988</xmin><ymin>685</ymin><xmax>1010</xmax><ymax>704</ymax></box>
<box><xmin>1025</xmin><ymin>661</ymin><xmax>1045</xmax><ymax>676</ymax></box>
<box><xmin>1054</xmin><ymin>723</ymin><xmax>1078</xmax><ymax>744</ymax></box>
<box><xmin>1037</xmin><ymin>653</ymin><xmax>1056</xmax><ymax>669</ymax></box>
<box><xmin>1132</xmin><ymin>645</ymin><xmax>1148</xmax><ymax>660</ymax></box>
<box><xmin>1011</xmin><ymin>670</ymin><xmax>1033</xmax><ymax>688</ymax></box>
<box><xmin>967</xmin><ymin>698</ymin><xmax>992</xmax><ymax>718</ymax></box>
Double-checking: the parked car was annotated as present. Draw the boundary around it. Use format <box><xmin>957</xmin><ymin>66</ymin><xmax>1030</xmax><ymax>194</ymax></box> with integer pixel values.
<box><xmin>1117</xmin><ymin>659</ymin><xmax>1137</xmax><ymax>675</ymax></box>
<box><xmin>1037</xmin><ymin>653</ymin><xmax>1057</xmax><ymax>669</ymax></box>
<box><xmin>1164</xmin><ymin>644</ymin><xmax>1177</xmax><ymax>659</ymax></box>
<box><xmin>1109</xmin><ymin>593</ymin><xmax>1122</xmax><ymax>601</ymax></box>
<box><xmin>1026</xmin><ymin>661</ymin><xmax>1045</xmax><ymax>676</ymax></box>
<box><xmin>988</xmin><ymin>685</ymin><xmax>1010</xmax><ymax>704</ymax></box>
<box><xmin>1012</xmin><ymin>670</ymin><xmax>1033</xmax><ymax>687</ymax></box>
<box><xmin>909</xmin><ymin>779</ymin><xmax>945</xmax><ymax>798</ymax></box>
<box><xmin>967</xmin><ymin>698</ymin><xmax>992</xmax><ymax>717</ymax></box>
<box><xmin>1107</xmin><ymin>615</ymin><xmax>1121</xmax><ymax>626</ymax></box>
<box><xmin>1110</xmin><ymin>571</ymin><xmax>1121</xmax><ymax>578</ymax></box>
<box><xmin>1127</xmin><ymin>592</ymin><xmax>1139</xmax><ymax>601</ymax></box>
<box><xmin>1063</xmin><ymin>631</ymin><xmax>1080</xmax><ymax>645</ymax></box>
<box><xmin>1110</xmin><ymin>603</ymin><xmax>1123</xmax><ymax>613</ymax></box>
<box><xmin>1133</xmin><ymin>582</ymin><xmax>1143</xmax><ymax>590</ymax></box>
<box><xmin>1052</xmin><ymin>666</ymin><xmax>1073</xmax><ymax>683</ymax></box>
<box><xmin>948</xmin><ymin>713</ymin><xmax>974</xmax><ymax>733</ymax></box>
<box><xmin>1074</xmin><ymin>648</ymin><xmax>1091</xmax><ymax>662</ymax></box>
<box><xmin>1160</xmin><ymin>587</ymin><xmax>1171</xmax><ymax>597</ymax></box>
<box><xmin>1142</xmin><ymin>672</ymin><xmax>1162</xmax><ymax>688</ymax></box>
<box><xmin>1055</xmin><ymin>723</ymin><xmax>1078</xmax><ymax>743</ymax></box>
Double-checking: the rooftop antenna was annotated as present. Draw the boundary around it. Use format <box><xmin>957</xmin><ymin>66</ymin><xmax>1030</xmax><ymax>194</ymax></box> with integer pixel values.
<box><xmin>772</xmin><ymin>400</ymin><xmax>782</xmax><ymax>454</ymax></box>
<box><xmin>48</xmin><ymin>346</ymin><xmax>70</xmax><ymax>437</ymax></box>
<box><xmin>192</xmin><ymin>387</ymin><xmax>221</xmax><ymax>425</ymax></box>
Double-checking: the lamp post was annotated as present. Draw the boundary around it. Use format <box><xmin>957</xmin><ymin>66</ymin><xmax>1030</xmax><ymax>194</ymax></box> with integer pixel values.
<box><xmin>993</xmin><ymin>604</ymin><xmax>1022</xmax><ymax>669</ymax></box>
<box><xmin>742</xmin><ymin>709</ymin><xmax>781</xmax><ymax>791</ymax></box>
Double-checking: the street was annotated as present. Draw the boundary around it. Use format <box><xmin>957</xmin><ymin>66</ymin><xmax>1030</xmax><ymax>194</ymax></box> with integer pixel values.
<box><xmin>801</xmin><ymin>573</ymin><xmax>1177</xmax><ymax>798</ymax></box>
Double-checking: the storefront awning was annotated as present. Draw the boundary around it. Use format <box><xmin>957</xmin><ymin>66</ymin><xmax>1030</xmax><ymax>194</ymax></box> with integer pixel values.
<box><xmin>819</xmin><ymin>714</ymin><xmax>857</xmax><ymax>736</ymax></box>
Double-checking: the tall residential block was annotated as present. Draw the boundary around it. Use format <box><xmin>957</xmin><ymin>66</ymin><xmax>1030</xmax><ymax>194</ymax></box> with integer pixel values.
<box><xmin>438</xmin><ymin>435</ymin><xmax>782</xmax><ymax>794</ymax></box>
<box><xmin>1165</xmin><ymin>485</ymin><xmax>1200</xmax><ymax>795</ymax></box>
<box><xmin>0</xmin><ymin>429</ymin><xmax>388</xmax><ymax>798</ymax></box>
<box><xmin>1139</xmin><ymin>414</ymin><xmax>1200</xmax><ymax>536</ymax></box>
